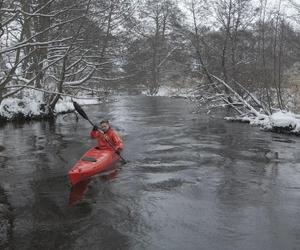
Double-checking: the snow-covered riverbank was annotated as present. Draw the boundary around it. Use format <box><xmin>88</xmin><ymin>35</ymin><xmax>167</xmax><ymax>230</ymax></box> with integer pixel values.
<box><xmin>1</xmin><ymin>86</ymin><xmax>300</xmax><ymax>136</ymax></box>
<box><xmin>225</xmin><ymin>111</ymin><xmax>300</xmax><ymax>135</ymax></box>
<box><xmin>0</xmin><ymin>90</ymin><xmax>100</xmax><ymax>121</ymax></box>
<box><xmin>142</xmin><ymin>86</ymin><xmax>300</xmax><ymax>136</ymax></box>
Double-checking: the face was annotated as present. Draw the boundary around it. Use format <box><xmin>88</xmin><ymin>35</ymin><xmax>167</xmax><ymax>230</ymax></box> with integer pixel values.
<box><xmin>100</xmin><ymin>122</ymin><xmax>109</xmax><ymax>132</ymax></box>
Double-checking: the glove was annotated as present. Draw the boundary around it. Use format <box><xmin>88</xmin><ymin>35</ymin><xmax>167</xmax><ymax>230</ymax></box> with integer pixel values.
<box><xmin>93</xmin><ymin>125</ymin><xmax>99</xmax><ymax>131</ymax></box>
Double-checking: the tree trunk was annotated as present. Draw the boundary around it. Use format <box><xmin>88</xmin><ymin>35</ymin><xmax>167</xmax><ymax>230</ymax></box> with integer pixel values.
<box><xmin>32</xmin><ymin>0</ymin><xmax>51</xmax><ymax>88</ymax></box>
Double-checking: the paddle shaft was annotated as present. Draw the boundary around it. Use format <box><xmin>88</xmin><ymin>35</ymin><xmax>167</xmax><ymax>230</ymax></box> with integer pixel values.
<box><xmin>73</xmin><ymin>101</ymin><xmax>127</xmax><ymax>163</ymax></box>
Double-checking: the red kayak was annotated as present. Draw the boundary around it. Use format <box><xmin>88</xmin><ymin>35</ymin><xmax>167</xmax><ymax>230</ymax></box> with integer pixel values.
<box><xmin>68</xmin><ymin>147</ymin><xmax>120</xmax><ymax>186</ymax></box>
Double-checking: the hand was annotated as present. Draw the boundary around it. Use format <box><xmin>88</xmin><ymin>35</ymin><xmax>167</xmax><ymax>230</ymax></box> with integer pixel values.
<box><xmin>93</xmin><ymin>125</ymin><xmax>99</xmax><ymax>131</ymax></box>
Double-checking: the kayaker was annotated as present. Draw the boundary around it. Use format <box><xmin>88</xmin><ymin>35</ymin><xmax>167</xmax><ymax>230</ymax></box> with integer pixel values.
<box><xmin>90</xmin><ymin>120</ymin><xmax>124</xmax><ymax>154</ymax></box>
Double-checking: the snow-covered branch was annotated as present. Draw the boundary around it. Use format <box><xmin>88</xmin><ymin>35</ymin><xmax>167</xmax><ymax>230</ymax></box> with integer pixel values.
<box><xmin>157</xmin><ymin>47</ymin><xmax>178</xmax><ymax>69</ymax></box>
<box><xmin>92</xmin><ymin>74</ymin><xmax>135</xmax><ymax>81</ymax></box>
<box><xmin>210</xmin><ymin>74</ymin><xmax>260</xmax><ymax>116</ymax></box>
<box><xmin>0</xmin><ymin>37</ymin><xmax>74</xmax><ymax>54</ymax></box>
<box><xmin>2</xmin><ymin>55</ymin><xmax>65</xmax><ymax>99</ymax></box>
<box><xmin>4</xmin><ymin>85</ymin><xmax>99</xmax><ymax>100</ymax></box>
<box><xmin>232</xmin><ymin>80</ymin><xmax>270</xmax><ymax>115</ymax></box>
<box><xmin>0</xmin><ymin>48</ymin><xmax>37</xmax><ymax>87</ymax></box>
<box><xmin>20</xmin><ymin>6</ymin><xmax>84</xmax><ymax>18</ymax></box>
<box><xmin>64</xmin><ymin>67</ymin><xmax>95</xmax><ymax>86</ymax></box>
<box><xmin>0</xmin><ymin>15</ymin><xmax>85</xmax><ymax>55</ymax></box>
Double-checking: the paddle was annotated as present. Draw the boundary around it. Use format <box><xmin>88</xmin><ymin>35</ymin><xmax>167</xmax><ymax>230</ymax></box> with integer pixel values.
<box><xmin>73</xmin><ymin>101</ymin><xmax>127</xmax><ymax>163</ymax></box>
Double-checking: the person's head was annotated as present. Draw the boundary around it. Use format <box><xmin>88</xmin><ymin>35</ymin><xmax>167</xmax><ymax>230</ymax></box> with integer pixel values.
<box><xmin>99</xmin><ymin>120</ymin><xmax>110</xmax><ymax>132</ymax></box>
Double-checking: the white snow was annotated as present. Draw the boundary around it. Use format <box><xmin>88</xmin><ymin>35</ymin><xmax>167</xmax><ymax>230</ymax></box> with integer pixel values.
<box><xmin>0</xmin><ymin>89</ymin><xmax>44</xmax><ymax>119</ymax></box>
<box><xmin>270</xmin><ymin>111</ymin><xmax>300</xmax><ymax>132</ymax></box>
<box><xmin>225</xmin><ymin>111</ymin><xmax>300</xmax><ymax>134</ymax></box>
<box><xmin>0</xmin><ymin>97</ymin><xmax>41</xmax><ymax>119</ymax></box>
<box><xmin>0</xmin><ymin>89</ymin><xmax>101</xmax><ymax>120</ymax></box>
<box><xmin>54</xmin><ymin>96</ymin><xmax>100</xmax><ymax>113</ymax></box>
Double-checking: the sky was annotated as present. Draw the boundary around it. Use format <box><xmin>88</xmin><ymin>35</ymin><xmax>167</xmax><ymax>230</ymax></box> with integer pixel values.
<box><xmin>178</xmin><ymin>0</ymin><xmax>300</xmax><ymax>29</ymax></box>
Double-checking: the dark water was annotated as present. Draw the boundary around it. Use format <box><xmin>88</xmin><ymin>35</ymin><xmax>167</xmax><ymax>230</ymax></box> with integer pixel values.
<box><xmin>1</xmin><ymin>96</ymin><xmax>300</xmax><ymax>250</ymax></box>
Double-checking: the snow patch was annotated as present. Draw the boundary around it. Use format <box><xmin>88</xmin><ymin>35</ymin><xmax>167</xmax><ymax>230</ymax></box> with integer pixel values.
<box><xmin>225</xmin><ymin>111</ymin><xmax>300</xmax><ymax>135</ymax></box>
<box><xmin>270</xmin><ymin>111</ymin><xmax>300</xmax><ymax>132</ymax></box>
<box><xmin>54</xmin><ymin>96</ymin><xmax>99</xmax><ymax>113</ymax></box>
<box><xmin>0</xmin><ymin>89</ymin><xmax>44</xmax><ymax>119</ymax></box>
<box><xmin>0</xmin><ymin>89</ymin><xmax>101</xmax><ymax>121</ymax></box>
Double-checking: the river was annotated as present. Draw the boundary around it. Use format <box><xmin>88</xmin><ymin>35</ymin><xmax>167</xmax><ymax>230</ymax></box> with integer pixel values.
<box><xmin>1</xmin><ymin>95</ymin><xmax>300</xmax><ymax>250</ymax></box>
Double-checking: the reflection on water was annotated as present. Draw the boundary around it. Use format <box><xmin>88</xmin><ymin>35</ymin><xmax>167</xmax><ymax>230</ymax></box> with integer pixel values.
<box><xmin>1</xmin><ymin>96</ymin><xmax>300</xmax><ymax>250</ymax></box>
<box><xmin>69</xmin><ymin>169</ymin><xmax>120</xmax><ymax>206</ymax></box>
<box><xmin>69</xmin><ymin>179</ymin><xmax>91</xmax><ymax>206</ymax></box>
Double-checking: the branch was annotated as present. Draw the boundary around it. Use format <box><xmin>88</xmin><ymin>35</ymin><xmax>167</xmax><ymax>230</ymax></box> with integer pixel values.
<box><xmin>92</xmin><ymin>74</ymin><xmax>135</xmax><ymax>81</ymax></box>
<box><xmin>64</xmin><ymin>67</ymin><xmax>95</xmax><ymax>86</ymax></box>
<box><xmin>1</xmin><ymin>12</ymin><xmax>19</xmax><ymax>28</ymax></box>
<box><xmin>210</xmin><ymin>74</ymin><xmax>260</xmax><ymax>116</ymax></box>
<box><xmin>4</xmin><ymin>85</ymin><xmax>100</xmax><ymax>100</ymax></box>
<box><xmin>20</xmin><ymin>5</ymin><xmax>84</xmax><ymax>18</ymax></box>
<box><xmin>0</xmin><ymin>15</ymin><xmax>85</xmax><ymax>55</ymax></box>
<box><xmin>65</xmin><ymin>65</ymin><xmax>88</xmax><ymax>78</ymax></box>
<box><xmin>157</xmin><ymin>46</ymin><xmax>178</xmax><ymax>69</ymax></box>
<box><xmin>26</xmin><ymin>0</ymin><xmax>56</xmax><ymax>17</ymax></box>
<box><xmin>45</xmin><ymin>75</ymin><xmax>61</xmax><ymax>83</ymax></box>
<box><xmin>0</xmin><ymin>48</ymin><xmax>38</xmax><ymax>87</ymax></box>
<box><xmin>232</xmin><ymin>80</ymin><xmax>270</xmax><ymax>115</ymax></box>
<box><xmin>0</xmin><ymin>37</ymin><xmax>74</xmax><ymax>54</ymax></box>
<box><xmin>65</xmin><ymin>50</ymin><xmax>90</xmax><ymax>71</ymax></box>
<box><xmin>66</xmin><ymin>85</ymin><xmax>108</xmax><ymax>94</ymax></box>
<box><xmin>2</xmin><ymin>55</ymin><xmax>65</xmax><ymax>99</ymax></box>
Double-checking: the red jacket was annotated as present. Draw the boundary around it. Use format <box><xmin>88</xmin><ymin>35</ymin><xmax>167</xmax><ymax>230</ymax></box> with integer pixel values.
<box><xmin>90</xmin><ymin>127</ymin><xmax>124</xmax><ymax>152</ymax></box>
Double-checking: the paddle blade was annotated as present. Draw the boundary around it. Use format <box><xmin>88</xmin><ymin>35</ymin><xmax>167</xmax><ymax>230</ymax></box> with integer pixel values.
<box><xmin>73</xmin><ymin>101</ymin><xmax>89</xmax><ymax>120</ymax></box>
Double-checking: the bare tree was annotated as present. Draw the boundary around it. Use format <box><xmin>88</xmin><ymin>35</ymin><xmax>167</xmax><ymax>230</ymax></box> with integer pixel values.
<box><xmin>0</xmin><ymin>0</ymin><xmax>95</xmax><ymax>114</ymax></box>
<box><xmin>128</xmin><ymin>0</ymin><xmax>182</xmax><ymax>95</ymax></box>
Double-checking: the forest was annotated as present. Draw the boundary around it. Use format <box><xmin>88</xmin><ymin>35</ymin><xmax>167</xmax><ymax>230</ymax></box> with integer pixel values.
<box><xmin>0</xmin><ymin>0</ymin><xmax>300</xmax><ymax>119</ymax></box>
